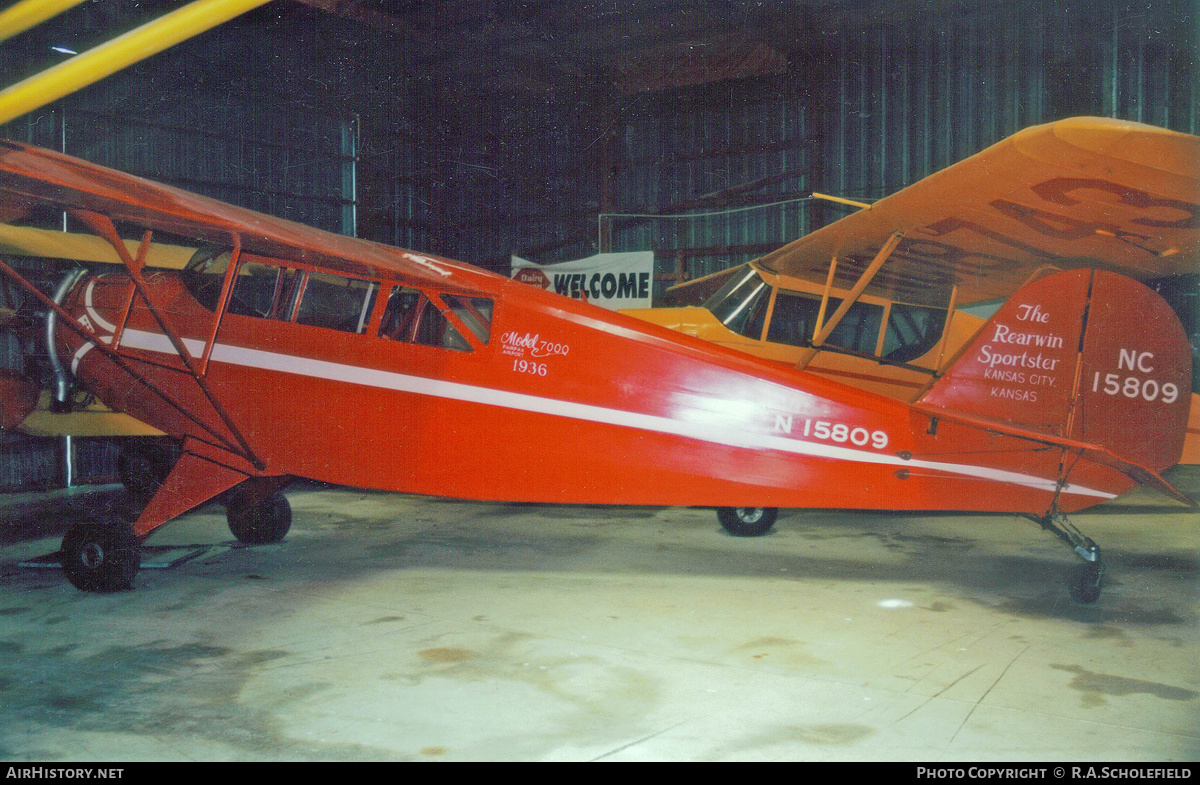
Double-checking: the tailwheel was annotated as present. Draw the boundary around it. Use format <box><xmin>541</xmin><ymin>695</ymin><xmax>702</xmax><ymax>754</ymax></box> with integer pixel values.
<box><xmin>60</xmin><ymin>519</ymin><xmax>142</xmax><ymax>592</ymax></box>
<box><xmin>1036</xmin><ymin>512</ymin><xmax>1105</xmax><ymax>604</ymax></box>
<box><xmin>717</xmin><ymin>506</ymin><xmax>778</xmax><ymax>537</ymax></box>
<box><xmin>227</xmin><ymin>489</ymin><xmax>291</xmax><ymax>544</ymax></box>
<box><xmin>1071</xmin><ymin>557</ymin><xmax>1105</xmax><ymax>605</ymax></box>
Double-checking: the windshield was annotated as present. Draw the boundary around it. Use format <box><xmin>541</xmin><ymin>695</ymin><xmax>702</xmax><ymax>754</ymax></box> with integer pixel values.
<box><xmin>702</xmin><ymin>266</ymin><xmax>771</xmax><ymax>339</ymax></box>
<box><xmin>181</xmin><ymin>245</ymin><xmax>233</xmax><ymax>311</ymax></box>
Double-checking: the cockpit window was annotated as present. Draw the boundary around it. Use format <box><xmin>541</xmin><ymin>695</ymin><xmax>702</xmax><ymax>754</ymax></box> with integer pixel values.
<box><xmin>882</xmin><ymin>303</ymin><xmax>947</xmax><ymax>363</ymax></box>
<box><xmin>181</xmin><ymin>245</ymin><xmax>232</xmax><ymax>311</ymax></box>
<box><xmin>229</xmin><ymin>262</ymin><xmax>302</xmax><ymax>321</ymax></box>
<box><xmin>825</xmin><ymin>297</ymin><xmax>883</xmax><ymax>355</ymax></box>
<box><xmin>766</xmin><ymin>290</ymin><xmax>883</xmax><ymax>356</ymax></box>
<box><xmin>702</xmin><ymin>267</ymin><xmax>771</xmax><ymax>339</ymax></box>
<box><xmin>378</xmin><ymin>286</ymin><xmax>488</xmax><ymax>352</ymax></box>
<box><xmin>709</xmin><ymin>270</ymin><xmax>945</xmax><ymax>364</ymax></box>
<box><xmin>766</xmin><ymin>291</ymin><xmax>823</xmax><ymax>347</ymax></box>
<box><xmin>441</xmin><ymin>294</ymin><xmax>494</xmax><ymax>344</ymax></box>
<box><xmin>185</xmin><ymin>247</ymin><xmax>380</xmax><ymax>335</ymax></box>
<box><xmin>294</xmin><ymin>272</ymin><xmax>378</xmax><ymax>333</ymax></box>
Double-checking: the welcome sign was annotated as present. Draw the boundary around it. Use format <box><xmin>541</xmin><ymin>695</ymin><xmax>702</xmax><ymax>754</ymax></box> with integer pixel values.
<box><xmin>511</xmin><ymin>252</ymin><xmax>655</xmax><ymax>310</ymax></box>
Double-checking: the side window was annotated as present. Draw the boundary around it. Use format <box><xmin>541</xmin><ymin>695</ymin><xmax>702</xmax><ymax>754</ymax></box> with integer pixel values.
<box><xmin>229</xmin><ymin>262</ymin><xmax>302</xmax><ymax>321</ymax></box>
<box><xmin>826</xmin><ymin>300</ymin><xmax>884</xmax><ymax>355</ymax></box>
<box><xmin>378</xmin><ymin>286</ymin><xmax>475</xmax><ymax>352</ymax></box>
<box><xmin>766</xmin><ymin>290</ymin><xmax>884</xmax><ymax>355</ymax></box>
<box><xmin>378</xmin><ymin>287</ymin><xmax>423</xmax><ymax>342</ymax></box>
<box><xmin>882</xmin><ymin>303</ymin><xmax>947</xmax><ymax>363</ymax></box>
<box><xmin>226</xmin><ymin>262</ymin><xmax>379</xmax><ymax>335</ymax></box>
<box><xmin>295</xmin><ymin>272</ymin><xmax>379</xmax><ymax>333</ymax></box>
<box><xmin>767</xmin><ymin>292</ymin><xmax>824</xmax><ymax>347</ymax></box>
<box><xmin>414</xmin><ymin>302</ymin><xmax>470</xmax><ymax>351</ymax></box>
<box><xmin>442</xmin><ymin>294</ymin><xmax>494</xmax><ymax>345</ymax></box>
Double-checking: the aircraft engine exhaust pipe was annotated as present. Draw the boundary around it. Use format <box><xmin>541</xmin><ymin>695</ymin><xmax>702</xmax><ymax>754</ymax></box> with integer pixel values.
<box><xmin>46</xmin><ymin>267</ymin><xmax>87</xmax><ymax>411</ymax></box>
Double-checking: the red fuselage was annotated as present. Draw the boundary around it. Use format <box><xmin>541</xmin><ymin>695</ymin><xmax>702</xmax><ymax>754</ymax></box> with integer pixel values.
<box><xmin>56</xmin><ymin>263</ymin><xmax>1133</xmax><ymax>515</ymax></box>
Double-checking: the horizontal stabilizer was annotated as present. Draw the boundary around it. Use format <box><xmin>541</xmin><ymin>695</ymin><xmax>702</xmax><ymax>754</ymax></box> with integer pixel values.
<box><xmin>914</xmin><ymin>401</ymin><xmax>1197</xmax><ymax>508</ymax></box>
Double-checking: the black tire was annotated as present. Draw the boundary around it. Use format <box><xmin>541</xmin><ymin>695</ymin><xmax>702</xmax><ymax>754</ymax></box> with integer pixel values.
<box><xmin>716</xmin><ymin>506</ymin><xmax>778</xmax><ymax>537</ymax></box>
<box><xmin>61</xmin><ymin>521</ymin><xmax>142</xmax><ymax>592</ymax></box>
<box><xmin>117</xmin><ymin>441</ymin><xmax>173</xmax><ymax>497</ymax></box>
<box><xmin>227</xmin><ymin>490</ymin><xmax>291</xmax><ymax>544</ymax></box>
<box><xmin>1070</xmin><ymin>561</ymin><xmax>1103</xmax><ymax>604</ymax></box>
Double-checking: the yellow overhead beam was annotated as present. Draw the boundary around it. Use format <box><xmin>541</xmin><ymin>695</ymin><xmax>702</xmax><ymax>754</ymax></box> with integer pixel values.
<box><xmin>0</xmin><ymin>0</ymin><xmax>274</xmax><ymax>125</ymax></box>
<box><xmin>0</xmin><ymin>0</ymin><xmax>88</xmax><ymax>44</ymax></box>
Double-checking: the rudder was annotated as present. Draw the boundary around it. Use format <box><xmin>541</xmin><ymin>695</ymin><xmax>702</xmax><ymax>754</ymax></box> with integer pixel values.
<box><xmin>919</xmin><ymin>269</ymin><xmax>1192</xmax><ymax>473</ymax></box>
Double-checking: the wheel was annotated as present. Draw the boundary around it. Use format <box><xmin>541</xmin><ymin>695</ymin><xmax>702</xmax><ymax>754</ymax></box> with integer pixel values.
<box><xmin>716</xmin><ymin>506</ymin><xmax>778</xmax><ymax>537</ymax></box>
<box><xmin>227</xmin><ymin>490</ymin><xmax>291</xmax><ymax>544</ymax></box>
<box><xmin>60</xmin><ymin>521</ymin><xmax>141</xmax><ymax>592</ymax></box>
<box><xmin>1070</xmin><ymin>561</ymin><xmax>1104</xmax><ymax>604</ymax></box>
<box><xmin>117</xmin><ymin>441</ymin><xmax>173</xmax><ymax>497</ymax></box>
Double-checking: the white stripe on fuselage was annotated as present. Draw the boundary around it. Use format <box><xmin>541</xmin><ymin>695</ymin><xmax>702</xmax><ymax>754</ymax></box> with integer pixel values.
<box><xmin>107</xmin><ymin>326</ymin><xmax>1115</xmax><ymax>501</ymax></box>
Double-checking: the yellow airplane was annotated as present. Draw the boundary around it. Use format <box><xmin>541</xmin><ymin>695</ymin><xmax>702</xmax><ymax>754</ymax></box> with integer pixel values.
<box><xmin>625</xmin><ymin>117</ymin><xmax>1200</xmax><ymax>464</ymax></box>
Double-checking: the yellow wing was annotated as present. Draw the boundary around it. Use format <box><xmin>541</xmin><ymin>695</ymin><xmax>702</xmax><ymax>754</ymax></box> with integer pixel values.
<box><xmin>756</xmin><ymin>117</ymin><xmax>1200</xmax><ymax>306</ymax></box>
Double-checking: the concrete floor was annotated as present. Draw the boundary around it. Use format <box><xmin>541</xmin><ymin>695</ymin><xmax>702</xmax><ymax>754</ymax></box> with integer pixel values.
<box><xmin>0</xmin><ymin>468</ymin><xmax>1197</xmax><ymax>762</ymax></box>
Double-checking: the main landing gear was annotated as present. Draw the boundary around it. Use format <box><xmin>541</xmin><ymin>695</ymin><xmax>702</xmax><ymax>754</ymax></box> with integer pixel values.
<box><xmin>716</xmin><ymin>506</ymin><xmax>779</xmax><ymax>537</ymax></box>
<box><xmin>116</xmin><ymin>439</ymin><xmax>179</xmax><ymax>497</ymax></box>
<box><xmin>58</xmin><ymin>483</ymin><xmax>292</xmax><ymax>592</ymax></box>
<box><xmin>226</xmin><ymin>487</ymin><xmax>292</xmax><ymax>545</ymax></box>
<box><xmin>60</xmin><ymin>518</ymin><xmax>142</xmax><ymax>593</ymax></box>
<box><xmin>1035</xmin><ymin>511</ymin><xmax>1105</xmax><ymax>604</ymax></box>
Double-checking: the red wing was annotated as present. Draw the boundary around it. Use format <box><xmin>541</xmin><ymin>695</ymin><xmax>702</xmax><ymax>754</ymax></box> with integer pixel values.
<box><xmin>0</xmin><ymin>139</ymin><xmax>497</xmax><ymax>292</ymax></box>
<box><xmin>756</xmin><ymin>117</ymin><xmax>1200</xmax><ymax>306</ymax></box>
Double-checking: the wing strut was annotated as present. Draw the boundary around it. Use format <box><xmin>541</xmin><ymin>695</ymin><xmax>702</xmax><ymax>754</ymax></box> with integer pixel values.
<box><xmin>71</xmin><ymin>210</ymin><xmax>264</xmax><ymax>471</ymax></box>
<box><xmin>0</xmin><ymin>0</ymin><xmax>88</xmax><ymax>43</ymax></box>
<box><xmin>0</xmin><ymin>257</ymin><xmax>238</xmax><ymax>451</ymax></box>
<box><xmin>798</xmin><ymin>230</ymin><xmax>905</xmax><ymax>370</ymax></box>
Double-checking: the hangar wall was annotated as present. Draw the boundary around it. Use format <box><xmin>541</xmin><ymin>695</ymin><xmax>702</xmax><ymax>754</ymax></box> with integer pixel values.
<box><xmin>0</xmin><ymin>2</ymin><xmax>397</xmax><ymax>490</ymax></box>
<box><xmin>1</xmin><ymin>5</ymin><xmax>363</xmax><ymax>236</ymax></box>
<box><xmin>409</xmin><ymin>0</ymin><xmax>1198</xmax><ymax>298</ymax></box>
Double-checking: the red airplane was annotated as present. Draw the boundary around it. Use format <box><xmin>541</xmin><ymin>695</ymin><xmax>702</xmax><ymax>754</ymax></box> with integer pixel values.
<box><xmin>0</xmin><ymin>118</ymin><xmax>1193</xmax><ymax>602</ymax></box>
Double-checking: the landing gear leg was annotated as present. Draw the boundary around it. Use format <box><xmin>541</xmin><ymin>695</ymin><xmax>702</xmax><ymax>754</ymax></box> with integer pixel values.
<box><xmin>59</xmin><ymin>444</ymin><xmax>258</xmax><ymax>592</ymax></box>
<box><xmin>1036</xmin><ymin>512</ymin><xmax>1104</xmax><ymax>604</ymax></box>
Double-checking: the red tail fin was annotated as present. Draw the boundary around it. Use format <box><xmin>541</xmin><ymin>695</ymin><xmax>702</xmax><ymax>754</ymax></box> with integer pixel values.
<box><xmin>919</xmin><ymin>269</ymin><xmax>1192</xmax><ymax>475</ymax></box>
